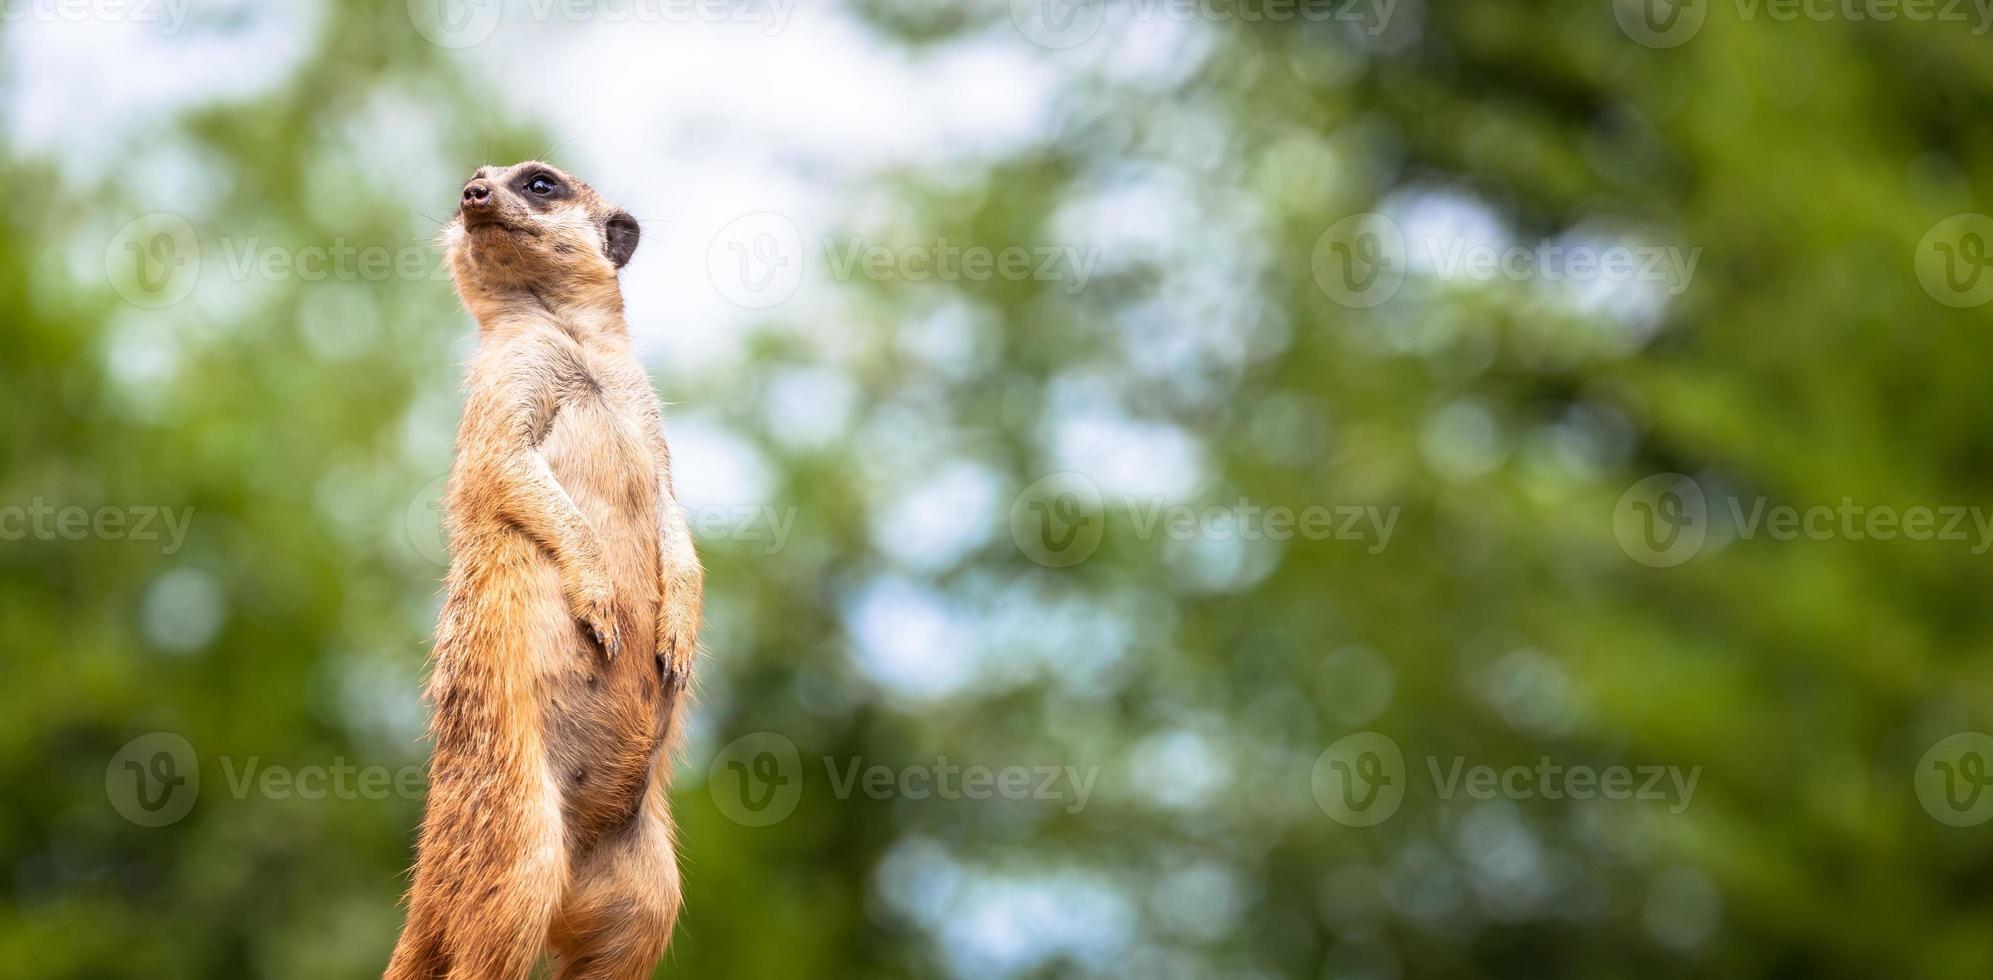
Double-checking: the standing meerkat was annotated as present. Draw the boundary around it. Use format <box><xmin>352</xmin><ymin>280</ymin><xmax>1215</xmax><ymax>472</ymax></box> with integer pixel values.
<box><xmin>386</xmin><ymin>161</ymin><xmax>702</xmax><ymax>980</ymax></box>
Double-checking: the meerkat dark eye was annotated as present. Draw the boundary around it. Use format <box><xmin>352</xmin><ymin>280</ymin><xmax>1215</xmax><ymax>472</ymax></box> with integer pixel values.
<box><xmin>528</xmin><ymin>175</ymin><xmax>558</xmax><ymax>196</ymax></box>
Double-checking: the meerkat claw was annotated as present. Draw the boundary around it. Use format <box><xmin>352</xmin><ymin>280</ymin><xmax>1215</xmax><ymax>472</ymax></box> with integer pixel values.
<box><xmin>658</xmin><ymin>649</ymin><xmax>689</xmax><ymax>695</ymax></box>
<box><xmin>584</xmin><ymin>618</ymin><xmax>620</xmax><ymax>661</ymax></box>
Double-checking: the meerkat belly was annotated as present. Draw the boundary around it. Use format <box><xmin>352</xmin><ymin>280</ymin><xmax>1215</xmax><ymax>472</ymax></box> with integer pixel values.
<box><xmin>535</xmin><ymin>394</ymin><xmax>669</xmax><ymax>848</ymax></box>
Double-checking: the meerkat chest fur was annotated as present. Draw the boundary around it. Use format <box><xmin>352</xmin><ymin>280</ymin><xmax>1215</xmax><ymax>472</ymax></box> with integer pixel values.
<box><xmin>473</xmin><ymin>318</ymin><xmax>662</xmax><ymax>534</ymax></box>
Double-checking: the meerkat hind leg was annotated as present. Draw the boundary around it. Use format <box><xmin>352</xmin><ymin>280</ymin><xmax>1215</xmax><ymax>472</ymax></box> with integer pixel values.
<box><xmin>549</xmin><ymin>771</ymin><xmax>681</xmax><ymax>980</ymax></box>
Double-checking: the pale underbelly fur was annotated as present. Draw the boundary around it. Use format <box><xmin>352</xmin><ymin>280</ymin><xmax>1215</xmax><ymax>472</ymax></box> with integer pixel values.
<box><xmin>532</xmin><ymin>395</ymin><xmax>668</xmax><ymax>849</ymax></box>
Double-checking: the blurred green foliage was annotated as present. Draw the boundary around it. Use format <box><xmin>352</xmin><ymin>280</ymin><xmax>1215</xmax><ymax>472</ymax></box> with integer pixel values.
<box><xmin>7</xmin><ymin>1</ymin><xmax>1993</xmax><ymax>977</ymax></box>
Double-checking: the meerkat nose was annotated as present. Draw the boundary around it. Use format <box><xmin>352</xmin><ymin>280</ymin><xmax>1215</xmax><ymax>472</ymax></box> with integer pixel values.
<box><xmin>462</xmin><ymin>179</ymin><xmax>494</xmax><ymax>208</ymax></box>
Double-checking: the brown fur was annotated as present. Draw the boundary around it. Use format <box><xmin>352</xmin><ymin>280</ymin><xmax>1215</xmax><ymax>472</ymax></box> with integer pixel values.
<box><xmin>386</xmin><ymin>162</ymin><xmax>702</xmax><ymax>980</ymax></box>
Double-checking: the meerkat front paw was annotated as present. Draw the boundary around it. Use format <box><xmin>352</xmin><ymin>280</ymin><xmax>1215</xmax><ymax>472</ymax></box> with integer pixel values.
<box><xmin>567</xmin><ymin>570</ymin><xmax>623</xmax><ymax>661</ymax></box>
<box><xmin>654</xmin><ymin>596</ymin><xmax>699</xmax><ymax>693</ymax></box>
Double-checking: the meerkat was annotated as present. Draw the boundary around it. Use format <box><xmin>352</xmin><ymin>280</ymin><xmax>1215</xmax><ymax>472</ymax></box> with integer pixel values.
<box><xmin>385</xmin><ymin>162</ymin><xmax>702</xmax><ymax>980</ymax></box>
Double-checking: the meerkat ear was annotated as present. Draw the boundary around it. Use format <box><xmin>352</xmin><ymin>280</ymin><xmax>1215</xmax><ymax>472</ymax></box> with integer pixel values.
<box><xmin>603</xmin><ymin>210</ymin><xmax>640</xmax><ymax>269</ymax></box>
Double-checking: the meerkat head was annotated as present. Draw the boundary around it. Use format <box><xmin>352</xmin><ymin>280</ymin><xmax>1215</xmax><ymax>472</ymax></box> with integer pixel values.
<box><xmin>445</xmin><ymin>161</ymin><xmax>640</xmax><ymax>318</ymax></box>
